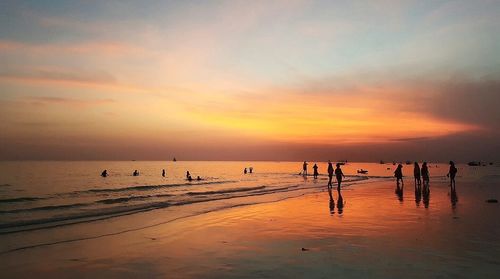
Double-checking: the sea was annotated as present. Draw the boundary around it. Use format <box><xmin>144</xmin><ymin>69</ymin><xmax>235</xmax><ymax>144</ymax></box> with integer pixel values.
<box><xmin>0</xmin><ymin>161</ymin><xmax>497</xmax><ymax>234</ymax></box>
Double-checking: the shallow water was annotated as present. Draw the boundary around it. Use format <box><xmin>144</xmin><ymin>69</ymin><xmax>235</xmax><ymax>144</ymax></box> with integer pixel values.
<box><xmin>0</xmin><ymin>161</ymin><xmax>499</xmax><ymax>278</ymax></box>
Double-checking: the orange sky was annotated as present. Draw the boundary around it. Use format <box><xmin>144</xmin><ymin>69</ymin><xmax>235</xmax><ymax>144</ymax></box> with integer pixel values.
<box><xmin>1</xmin><ymin>1</ymin><xmax>499</xmax><ymax>161</ymax></box>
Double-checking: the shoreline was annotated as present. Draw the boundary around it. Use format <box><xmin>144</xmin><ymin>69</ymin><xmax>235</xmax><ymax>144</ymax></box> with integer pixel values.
<box><xmin>1</xmin><ymin>176</ymin><xmax>499</xmax><ymax>278</ymax></box>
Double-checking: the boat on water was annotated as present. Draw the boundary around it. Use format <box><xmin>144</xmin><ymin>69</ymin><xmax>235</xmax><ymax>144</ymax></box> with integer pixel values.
<box><xmin>467</xmin><ymin>161</ymin><xmax>481</xmax><ymax>166</ymax></box>
<box><xmin>357</xmin><ymin>169</ymin><xmax>368</xmax><ymax>174</ymax></box>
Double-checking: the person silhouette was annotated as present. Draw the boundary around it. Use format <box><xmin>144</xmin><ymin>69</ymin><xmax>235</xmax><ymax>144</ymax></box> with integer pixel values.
<box><xmin>335</xmin><ymin>163</ymin><xmax>345</xmax><ymax>193</ymax></box>
<box><xmin>394</xmin><ymin>164</ymin><xmax>404</xmax><ymax>186</ymax></box>
<box><xmin>302</xmin><ymin>161</ymin><xmax>308</xmax><ymax>176</ymax></box>
<box><xmin>414</xmin><ymin>162</ymin><xmax>421</xmax><ymax>187</ymax></box>
<box><xmin>313</xmin><ymin>164</ymin><xmax>319</xmax><ymax>179</ymax></box>
<box><xmin>327</xmin><ymin>161</ymin><xmax>334</xmax><ymax>189</ymax></box>
<box><xmin>187</xmin><ymin>175</ymin><xmax>193</xmax><ymax>181</ymax></box>
<box><xmin>249</xmin><ymin>167</ymin><xmax>253</xmax><ymax>173</ymax></box>
<box><xmin>447</xmin><ymin>161</ymin><xmax>457</xmax><ymax>188</ymax></box>
<box><xmin>244</xmin><ymin>168</ymin><xmax>247</xmax><ymax>174</ymax></box>
<box><xmin>133</xmin><ymin>170</ymin><xmax>139</xmax><ymax>176</ymax></box>
<box><xmin>101</xmin><ymin>170</ymin><xmax>108</xmax><ymax>177</ymax></box>
<box><xmin>162</xmin><ymin>169</ymin><xmax>166</xmax><ymax>177</ymax></box>
<box><xmin>186</xmin><ymin>171</ymin><xmax>191</xmax><ymax>179</ymax></box>
<box><xmin>421</xmin><ymin>162</ymin><xmax>430</xmax><ymax>192</ymax></box>
<box><xmin>196</xmin><ymin>176</ymin><xmax>202</xmax><ymax>181</ymax></box>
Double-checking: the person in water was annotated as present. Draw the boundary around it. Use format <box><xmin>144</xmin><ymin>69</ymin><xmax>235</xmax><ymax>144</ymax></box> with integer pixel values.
<box><xmin>447</xmin><ymin>161</ymin><xmax>457</xmax><ymax>188</ymax></box>
<box><xmin>101</xmin><ymin>170</ymin><xmax>108</xmax><ymax>177</ymax></box>
<box><xmin>394</xmin><ymin>164</ymin><xmax>403</xmax><ymax>186</ymax></box>
<box><xmin>313</xmin><ymin>163</ymin><xmax>319</xmax><ymax>179</ymax></box>
<box><xmin>196</xmin><ymin>176</ymin><xmax>202</xmax><ymax>181</ymax></box>
<box><xmin>327</xmin><ymin>161</ymin><xmax>334</xmax><ymax>189</ymax></box>
<box><xmin>413</xmin><ymin>162</ymin><xmax>421</xmax><ymax>186</ymax></box>
<box><xmin>249</xmin><ymin>167</ymin><xmax>253</xmax><ymax>173</ymax></box>
<box><xmin>335</xmin><ymin>163</ymin><xmax>345</xmax><ymax>193</ymax></box>
<box><xmin>162</xmin><ymin>169</ymin><xmax>166</xmax><ymax>177</ymax></box>
<box><xmin>302</xmin><ymin>161</ymin><xmax>308</xmax><ymax>175</ymax></box>
<box><xmin>133</xmin><ymin>170</ymin><xmax>139</xmax><ymax>176</ymax></box>
<box><xmin>186</xmin><ymin>171</ymin><xmax>191</xmax><ymax>179</ymax></box>
<box><xmin>244</xmin><ymin>168</ymin><xmax>247</xmax><ymax>174</ymax></box>
<box><xmin>187</xmin><ymin>175</ymin><xmax>193</xmax><ymax>181</ymax></box>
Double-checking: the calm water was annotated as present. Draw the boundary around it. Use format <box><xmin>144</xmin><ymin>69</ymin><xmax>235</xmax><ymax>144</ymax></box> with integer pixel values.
<box><xmin>0</xmin><ymin>161</ymin><xmax>497</xmax><ymax>234</ymax></box>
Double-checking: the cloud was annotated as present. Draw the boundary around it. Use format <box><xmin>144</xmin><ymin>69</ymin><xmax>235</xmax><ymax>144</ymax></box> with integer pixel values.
<box><xmin>23</xmin><ymin>96</ymin><xmax>114</xmax><ymax>107</ymax></box>
<box><xmin>0</xmin><ymin>67</ymin><xmax>116</xmax><ymax>85</ymax></box>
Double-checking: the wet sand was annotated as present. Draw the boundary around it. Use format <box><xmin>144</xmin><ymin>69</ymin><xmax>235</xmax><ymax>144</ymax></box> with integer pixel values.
<box><xmin>1</xmin><ymin>177</ymin><xmax>499</xmax><ymax>278</ymax></box>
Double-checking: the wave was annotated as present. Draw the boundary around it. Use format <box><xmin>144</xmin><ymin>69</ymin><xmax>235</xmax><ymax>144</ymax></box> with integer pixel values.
<box><xmin>78</xmin><ymin>180</ymin><xmax>236</xmax><ymax>194</ymax></box>
<box><xmin>0</xmin><ymin>197</ymin><xmax>45</xmax><ymax>203</ymax></box>
<box><xmin>186</xmin><ymin>186</ymin><xmax>266</xmax><ymax>196</ymax></box>
<box><xmin>0</xmin><ymin>203</ymin><xmax>88</xmax><ymax>214</ymax></box>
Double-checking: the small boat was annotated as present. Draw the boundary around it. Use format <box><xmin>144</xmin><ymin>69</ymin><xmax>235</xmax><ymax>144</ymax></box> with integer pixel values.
<box><xmin>357</xmin><ymin>169</ymin><xmax>368</xmax><ymax>174</ymax></box>
<box><xmin>405</xmin><ymin>160</ymin><xmax>412</xmax><ymax>165</ymax></box>
<box><xmin>379</xmin><ymin>160</ymin><xmax>385</xmax><ymax>164</ymax></box>
<box><xmin>173</xmin><ymin>157</ymin><xmax>177</xmax><ymax>162</ymax></box>
<box><xmin>467</xmin><ymin>161</ymin><xmax>480</xmax><ymax>166</ymax></box>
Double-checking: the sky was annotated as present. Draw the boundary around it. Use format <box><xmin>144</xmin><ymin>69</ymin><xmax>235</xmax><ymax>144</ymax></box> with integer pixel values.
<box><xmin>1</xmin><ymin>0</ymin><xmax>500</xmax><ymax>161</ymax></box>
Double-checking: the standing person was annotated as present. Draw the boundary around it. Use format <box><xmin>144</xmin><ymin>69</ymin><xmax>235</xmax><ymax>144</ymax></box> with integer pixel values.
<box><xmin>327</xmin><ymin>161</ymin><xmax>334</xmax><ymax>189</ymax></box>
<box><xmin>447</xmin><ymin>161</ymin><xmax>457</xmax><ymax>188</ymax></box>
<box><xmin>249</xmin><ymin>167</ymin><xmax>253</xmax><ymax>173</ymax></box>
<box><xmin>302</xmin><ymin>161</ymin><xmax>308</xmax><ymax>176</ymax></box>
<box><xmin>313</xmin><ymin>163</ymin><xmax>319</xmax><ymax>179</ymax></box>
<box><xmin>335</xmin><ymin>163</ymin><xmax>345</xmax><ymax>193</ymax></box>
<box><xmin>133</xmin><ymin>170</ymin><xmax>139</xmax><ymax>176</ymax></box>
<box><xmin>186</xmin><ymin>171</ymin><xmax>191</xmax><ymax>179</ymax></box>
<box><xmin>413</xmin><ymin>162</ymin><xmax>421</xmax><ymax>186</ymax></box>
<box><xmin>101</xmin><ymin>170</ymin><xmax>108</xmax><ymax>177</ymax></box>
<box><xmin>421</xmin><ymin>162</ymin><xmax>430</xmax><ymax>192</ymax></box>
<box><xmin>394</xmin><ymin>164</ymin><xmax>403</xmax><ymax>186</ymax></box>
<box><xmin>162</xmin><ymin>169</ymin><xmax>166</xmax><ymax>177</ymax></box>
<box><xmin>244</xmin><ymin>168</ymin><xmax>247</xmax><ymax>174</ymax></box>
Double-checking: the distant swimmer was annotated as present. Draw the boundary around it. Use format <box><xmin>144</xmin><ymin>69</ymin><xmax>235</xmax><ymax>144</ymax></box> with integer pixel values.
<box><xmin>162</xmin><ymin>169</ymin><xmax>166</xmax><ymax>177</ymax></box>
<box><xmin>186</xmin><ymin>171</ymin><xmax>191</xmax><ymax>179</ymax></box>
<box><xmin>394</xmin><ymin>164</ymin><xmax>403</xmax><ymax>186</ymax></box>
<box><xmin>133</xmin><ymin>170</ymin><xmax>139</xmax><ymax>176</ymax></box>
<box><xmin>413</xmin><ymin>162</ymin><xmax>421</xmax><ymax>187</ymax></box>
<box><xmin>447</xmin><ymin>161</ymin><xmax>457</xmax><ymax>188</ymax></box>
<box><xmin>187</xmin><ymin>175</ymin><xmax>193</xmax><ymax>181</ymax></box>
<box><xmin>101</xmin><ymin>170</ymin><xmax>108</xmax><ymax>177</ymax></box>
<box><xmin>196</xmin><ymin>176</ymin><xmax>202</xmax><ymax>181</ymax></box>
<box><xmin>327</xmin><ymin>161</ymin><xmax>334</xmax><ymax>189</ymax></box>
<box><xmin>313</xmin><ymin>163</ymin><xmax>319</xmax><ymax>179</ymax></box>
<box><xmin>302</xmin><ymin>161</ymin><xmax>308</xmax><ymax>176</ymax></box>
<box><xmin>244</xmin><ymin>168</ymin><xmax>247</xmax><ymax>174</ymax></box>
<box><xmin>335</xmin><ymin>163</ymin><xmax>345</xmax><ymax>193</ymax></box>
<box><xmin>249</xmin><ymin>167</ymin><xmax>253</xmax><ymax>174</ymax></box>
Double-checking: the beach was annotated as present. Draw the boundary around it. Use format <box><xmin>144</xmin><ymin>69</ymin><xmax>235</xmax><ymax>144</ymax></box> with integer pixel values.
<box><xmin>0</xmin><ymin>162</ymin><xmax>499</xmax><ymax>278</ymax></box>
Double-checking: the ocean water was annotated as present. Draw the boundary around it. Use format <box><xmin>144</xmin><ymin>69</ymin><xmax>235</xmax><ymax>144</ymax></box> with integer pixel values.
<box><xmin>0</xmin><ymin>161</ymin><xmax>497</xmax><ymax>234</ymax></box>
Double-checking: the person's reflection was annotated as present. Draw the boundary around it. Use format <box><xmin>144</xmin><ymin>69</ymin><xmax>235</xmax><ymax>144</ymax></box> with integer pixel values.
<box><xmin>450</xmin><ymin>184</ymin><xmax>458</xmax><ymax>210</ymax></box>
<box><xmin>415</xmin><ymin>182</ymin><xmax>422</xmax><ymax>207</ymax></box>
<box><xmin>329</xmin><ymin>197</ymin><xmax>335</xmax><ymax>215</ymax></box>
<box><xmin>422</xmin><ymin>186</ymin><xmax>430</xmax><ymax>208</ymax></box>
<box><xmin>395</xmin><ymin>184</ymin><xmax>403</xmax><ymax>202</ymax></box>
<box><xmin>337</xmin><ymin>192</ymin><xmax>344</xmax><ymax>215</ymax></box>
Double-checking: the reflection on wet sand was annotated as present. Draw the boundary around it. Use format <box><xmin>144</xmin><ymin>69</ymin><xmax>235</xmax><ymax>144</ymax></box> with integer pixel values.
<box><xmin>395</xmin><ymin>184</ymin><xmax>404</xmax><ymax>202</ymax></box>
<box><xmin>328</xmin><ymin>187</ymin><xmax>345</xmax><ymax>215</ymax></box>
<box><xmin>450</xmin><ymin>184</ymin><xmax>458</xmax><ymax>210</ymax></box>
<box><xmin>415</xmin><ymin>183</ymin><xmax>422</xmax><ymax>207</ymax></box>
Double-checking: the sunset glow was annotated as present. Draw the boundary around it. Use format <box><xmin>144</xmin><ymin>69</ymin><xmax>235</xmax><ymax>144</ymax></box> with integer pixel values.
<box><xmin>1</xmin><ymin>0</ymin><xmax>499</xmax><ymax>161</ymax></box>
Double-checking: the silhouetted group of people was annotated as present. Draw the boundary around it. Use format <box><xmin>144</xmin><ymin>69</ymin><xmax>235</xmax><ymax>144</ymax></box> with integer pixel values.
<box><xmin>394</xmin><ymin>161</ymin><xmax>458</xmax><ymax>208</ymax></box>
<box><xmin>243</xmin><ymin>167</ymin><xmax>253</xmax><ymax>174</ymax></box>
